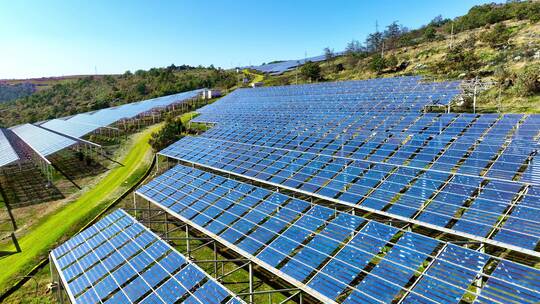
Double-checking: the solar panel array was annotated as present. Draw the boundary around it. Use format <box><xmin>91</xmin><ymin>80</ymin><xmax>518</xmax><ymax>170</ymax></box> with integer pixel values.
<box><xmin>160</xmin><ymin>78</ymin><xmax>540</xmax><ymax>253</ymax></box>
<box><xmin>51</xmin><ymin>209</ymin><xmax>244</xmax><ymax>304</ymax></box>
<box><xmin>0</xmin><ymin>89</ymin><xmax>202</xmax><ymax>167</ymax></box>
<box><xmin>245</xmin><ymin>54</ymin><xmax>328</xmax><ymax>75</ymax></box>
<box><xmin>40</xmin><ymin>90</ymin><xmax>204</xmax><ymax>139</ymax></box>
<box><xmin>131</xmin><ymin>76</ymin><xmax>540</xmax><ymax>303</ymax></box>
<box><xmin>137</xmin><ymin>164</ymin><xmax>540</xmax><ymax>304</ymax></box>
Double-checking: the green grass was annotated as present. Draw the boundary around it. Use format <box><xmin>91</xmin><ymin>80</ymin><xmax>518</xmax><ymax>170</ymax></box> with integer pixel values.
<box><xmin>0</xmin><ymin>123</ymin><xmax>162</xmax><ymax>294</ymax></box>
<box><xmin>243</xmin><ymin>69</ymin><xmax>265</xmax><ymax>85</ymax></box>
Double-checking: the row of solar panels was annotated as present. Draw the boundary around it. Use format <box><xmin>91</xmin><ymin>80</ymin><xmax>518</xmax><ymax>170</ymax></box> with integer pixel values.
<box><xmin>244</xmin><ymin>54</ymin><xmax>328</xmax><ymax>75</ymax></box>
<box><xmin>196</xmin><ymin>77</ymin><xmax>460</xmax><ymax>116</ymax></box>
<box><xmin>0</xmin><ymin>89</ymin><xmax>203</xmax><ymax>167</ymax></box>
<box><xmin>223</xmin><ymin>77</ymin><xmax>459</xmax><ymax>97</ymax></box>
<box><xmin>195</xmin><ymin>113</ymin><xmax>539</xmax><ymax>181</ymax></box>
<box><xmin>135</xmin><ymin>164</ymin><xmax>540</xmax><ymax>304</ymax></box>
<box><xmin>51</xmin><ymin>209</ymin><xmax>245</xmax><ymax>304</ymax></box>
<box><xmin>159</xmin><ymin>134</ymin><xmax>540</xmax><ymax>252</ymax></box>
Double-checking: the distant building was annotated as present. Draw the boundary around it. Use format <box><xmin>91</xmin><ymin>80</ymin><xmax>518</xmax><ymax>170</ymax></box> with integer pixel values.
<box><xmin>251</xmin><ymin>82</ymin><xmax>263</xmax><ymax>88</ymax></box>
<box><xmin>202</xmin><ymin>89</ymin><xmax>222</xmax><ymax>99</ymax></box>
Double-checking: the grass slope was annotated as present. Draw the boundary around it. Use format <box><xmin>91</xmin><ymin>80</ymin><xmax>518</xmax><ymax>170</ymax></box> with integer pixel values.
<box><xmin>0</xmin><ymin>123</ymin><xmax>160</xmax><ymax>294</ymax></box>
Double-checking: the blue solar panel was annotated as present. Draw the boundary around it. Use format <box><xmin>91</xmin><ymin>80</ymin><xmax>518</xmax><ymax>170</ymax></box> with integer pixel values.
<box><xmin>349</xmin><ymin>233</ymin><xmax>439</xmax><ymax>303</ymax></box>
<box><xmin>41</xmin><ymin>90</ymin><xmax>203</xmax><ymax>140</ymax></box>
<box><xmin>402</xmin><ymin>244</ymin><xmax>488</xmax><ymax>303</ymax></box>
<box><xmin>51</xmin><ymin>209</ymin><xmax>243</xmax><ymax>304</ymax></box>
<box><xmin>139</xmin><ymin>163</ymin><xmax>540</xmax><ymax>304</ymax></box>
<box><xmin>0</xmin><ymin>128</ymin><xmax>20</xmax><ymax>167</ymax></box>
<box><xmin>476</xmin><ymin>260</ymin><xmax>540</xmax><ymax>303</ymax></box>
<box><xmin>11</xmin><ymin>123</ymin><xmax>77</xmax><ymax>157</ymax></box>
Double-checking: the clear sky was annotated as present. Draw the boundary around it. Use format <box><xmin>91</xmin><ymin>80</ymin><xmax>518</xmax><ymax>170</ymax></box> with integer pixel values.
<box><xmin>0</xmin><ymin>0</ymin><xmax>498</xmax><ymax>79</ymax></box>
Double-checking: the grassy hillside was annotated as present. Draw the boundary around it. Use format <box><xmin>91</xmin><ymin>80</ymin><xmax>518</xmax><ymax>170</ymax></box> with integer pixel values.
<box><xmin>0</xmin><ymin>66</ymin><xmax>237</xmax><ymax>127</ymax></box>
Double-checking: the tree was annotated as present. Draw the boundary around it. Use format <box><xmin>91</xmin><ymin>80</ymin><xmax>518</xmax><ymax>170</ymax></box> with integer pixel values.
<box><xmin>429</xmin><ymin>15</ymin><xmax>446</xmax><ymax>27</ymax></box>
<box><xmin>345</xmin><ymin>40</ymin><xmax>364</xmax><ymax>55</ymax></box>
<box><xmin>384</xmin><ymin>21</ymin><xmax>408</xmax><ymax>49</ymax></box>
<box><xmin>300</xmin><ymin>61</ymin><xmax>322</xmax><ymax>82</ymax></box>
<box><xmin>324</xmin><ymin>47</ymin><xmax>335</xmax><ymax>60</ymax></box>
<box><xmin>369</xmin><ymin>54</ymin><xmax>387</xmax><ymax>73</ymax></box>
<box><xmin>365</xmin><ymin>31</ymin><xmax>383</xmax><ymax>53</ymax></box>
<box><xmin>149</xmin><ymin>115</ymin><xmax>185</xmax><ymax>151</ymax></box>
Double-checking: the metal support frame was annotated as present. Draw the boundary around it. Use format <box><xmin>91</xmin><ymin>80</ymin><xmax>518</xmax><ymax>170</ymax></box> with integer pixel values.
<box><xmin>130</xmin><ymin>202</ymin><xmax>311</xmax><ymax>304</ymax></box>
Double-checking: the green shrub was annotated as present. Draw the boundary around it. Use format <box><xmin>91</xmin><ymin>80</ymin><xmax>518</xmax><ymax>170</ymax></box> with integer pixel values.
<box><xmin>332</xmin><ymin>63</ymin><xmax>345</xmax><ymax>73</ymax></box>
<box><xmin>433</xmin><ymin>44</ymin><xmax>481</xmax><ymax>77</ymax></box>
<box><xmin>423</xmin><ymin>26</ymin><xmax>437</xmax><ymax>41</ymax></box>
<box><xmin>514</xmin><ymin>64</ymin><xmax>540</xmax><ymax>97</ymax></box>
<box><xmin>300</xmin><ymin>61</ymin><xmax>322</xmax><ymax>81</ymax></box>
<box><xmin>369</xmin><ymin>54</ymin><xmax>386</xmax><ymax>73</ymax></box>
<box><xmin>481</xmin><ymin>23</ymin><xmax>512</xmax><ymax>48</ymax></box>
<box><xmin>149</xmin><ymin>115</ymin><xmax>185</xmax><ymax>152</ymax></box>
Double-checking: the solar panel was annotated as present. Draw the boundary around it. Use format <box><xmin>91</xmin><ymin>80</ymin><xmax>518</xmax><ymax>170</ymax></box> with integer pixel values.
<box><xmin>0</xmin><ymin>128</ymin><xmax>19</xmax><ymax>167</ymax></box>
<box><xmin>50</xmin><ymin>209</ymin><xmax>244</xmax><ymax>304</ymax></box>
<box><xmin>159</xmin><ymin>133</ymin><xmax>540</xmax><ymax>251</ymax></box>
<box><xmin>136</xmin><ymin>164</ymin><xmax>540</xmax><ymax>304</ymax></box>
<box><xmin>138</xmin><ymin>76</ymin><xmax>540</xmax><ymax>303</ymax></box>
<box><xmin>11</xmin><ymin>123</ymin><xmax>77</xmax><ymax>157</ymax></box>
<box><xmin>41</xmin><ymin>89</ymin><xmax>203</xmax><ymax>139</ymax></box>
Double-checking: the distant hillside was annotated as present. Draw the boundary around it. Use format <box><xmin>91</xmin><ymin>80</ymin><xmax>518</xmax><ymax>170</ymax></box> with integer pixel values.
<box><xmin>259</xmin><ymin>1</ymin><xmax>540</xmax><ymax>113</ymax></box>
<box><xmin>1</xmin><ymin>75</ymin><xmax>100</xmax><ymax>92</ymax></box>
<box><xmin>0</xmin><ymin>66</ymin><xmax>237</xmax><ymax>127</ymax></box>
<box><xmin>0</xmin><ymin>83</ymin><xmax>35</xmax><ymax>103</ymax></box>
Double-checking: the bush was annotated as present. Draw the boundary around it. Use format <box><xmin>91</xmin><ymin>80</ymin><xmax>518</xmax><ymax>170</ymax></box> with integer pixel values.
<box><xmin>332</xmin><ymin>63</ymin><xmax>345</xmax><ymax>73</ymax></box>
<box><xmin>149</xmin><ymin>115</ymin><xmax>185</xmax><ymax>152</ymax></box>
<box><xmin>433</xmin><ymin>43</ymin><xmax>481</xmax><ymax>77</ymax></box>
<box><xmin>481</xmin><ymin>23</ymin><xmax>512</xmax><ymax>48</ymax></box>
<box><xmin>385</xmin><ymin>55</ymin><xmax>398</xmax><ymax>68</ymax></box>
<box><xmin>300</xmin><ymin>61</ymin><xmax>322</xmax><ymax>81</ymax></box>
<box><xmin>369</xmin><ymin>54</ymin><xmax>387</xmax><ymax>73</ymax></box>
<box><xmin>514</xmin><ymin>64</ymin><xmax>540</xmax><ymax>97</ymax></box>
<box><xmin>423</xmin><ymin>26</ymin><xmax>437</xmax><ymax>41</ymax></box>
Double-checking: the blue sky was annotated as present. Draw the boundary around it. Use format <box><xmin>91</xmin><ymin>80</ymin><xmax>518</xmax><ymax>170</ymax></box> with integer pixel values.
<box><xmin>0</xmin><ymin>0</ymin><xmax>498</xmax><ymax>79</ymax></box>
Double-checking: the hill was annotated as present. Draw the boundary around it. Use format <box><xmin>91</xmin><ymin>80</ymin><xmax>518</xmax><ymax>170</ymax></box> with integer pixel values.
<box><xmin>0</xmin><ymin>66</ymin><xmax>237</xmax><ymax>127</ymax></box>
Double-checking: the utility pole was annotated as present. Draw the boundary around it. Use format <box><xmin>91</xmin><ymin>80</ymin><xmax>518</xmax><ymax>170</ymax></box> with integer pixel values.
<box><xmin>295</xmin><ymin>61</ymin><xmax>299</xmax><ymax>85</ymax></box>
<box><xmin>497</xmin><ymin>85</ymin><xmax>502</xmax><ymax>114</ymax></box>
<box><xmin>473</xmin><ymin>77</ymin><xmax>478</xmax><ymax>114</ymax></box>
<box><xmin>449</xmin><ymin>22</ymin><xmax>454</xmax><ymax>49</ymax></box>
